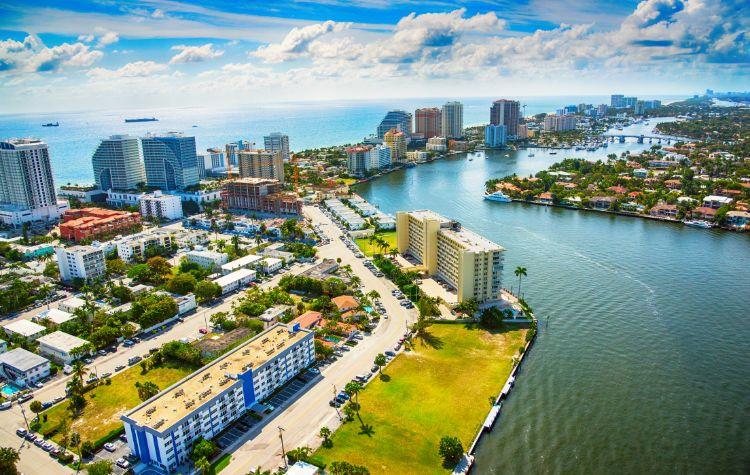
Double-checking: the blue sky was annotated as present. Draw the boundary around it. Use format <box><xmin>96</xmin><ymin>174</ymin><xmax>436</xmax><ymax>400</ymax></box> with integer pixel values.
<box><xmin>0</xmin><ymin>0</ymin><xmax>747</xmax><ymax>113</ymax></box>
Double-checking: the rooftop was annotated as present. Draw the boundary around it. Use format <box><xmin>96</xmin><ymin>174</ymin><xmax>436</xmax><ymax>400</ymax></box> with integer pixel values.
<box><xmin>37</xmin><ymin>308</ymin><xmax>76</xmax><ymax>325</ymax></box>
<box><xmin>291</xmin><ymin>311</ymin><xmax>323</xmax><ymax>329</ymax></box>
<box><xmin>0</xmin><ymin>348</ymin><xmax>48</xmax><ymax>371</ymax></box>
<box><xmin>438</xmin><ymin>226</ymin><xmax>505</xmax><ymax>253</ymax></box>
<box><xmin>221</xmin><ymin>254</ymin><xmax>263</xmax><ymax>272</ymax></box>
<box><xmin>37</xmin><ymin>331</ymin><xmax>88</xmax><ymax>352</ymax></box>
<box><xmin>125</xmin><ymin>323</ymin><xmax>310</xmax><ymax>432</ymax></box>
<box><xmin>405</xmin><ymin>209</ymin><xmax>452</xmax><ymax>224</ymax></box>
<box><xmin>213</xmin><ymin>268</ymin><xmax>256</xmax><ymax>287</ymax></box>
<box><xmin>3</xmin><ymin>319</ymin><xmax>46</xmax><ymax>337</ymax></box>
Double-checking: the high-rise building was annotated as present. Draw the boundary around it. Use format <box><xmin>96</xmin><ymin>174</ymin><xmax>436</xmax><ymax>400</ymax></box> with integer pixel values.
<box><xmin>346</xmin><ymin>146</ymin><xmax>371</xmax><ymax>177</ymax></box>
<box><xmin>92</xmin><ymin>135</ymin><xmax>146</xmax><ymax>191</ymax></box>
<box><xmin>122</xmin><ymin>323</ymin><xmax>314</xmax><ymax>473</ymax></box>
<box><xmin>0</xmin><ymin>138</ymin><xmax>66</xmax><ymax>225</ymax></box>
<box><xmin>139</xmin><ymin>191</ymin><xmax>183</xmax><ymax>221</ymax></box>
<box><xmin>597</xmin><ymin>104</ymin><xmax>609</xmax><ymax>116</ymax></box>
<box><xmin>426</xmin><ymin>137</ymin><xmax>447</xmax><ymax>152</ymax></box>
<box><xmin>624</xmin><ymin>96</ymin><xmax>638</xmax><ymax>108</ymax></box>
<box><xmin>237</xmin><ymin>150</ymin><xmax>284</xmax><ymax>183</ymax></box>
<box><xmin>441</xmin><ymin>102</ymin><xmax>464</xmax><ymax>139</ymax></box>
<box><xmin>55</xmin><ymin>245</ymin><xmax>106</xmax><ymax>282</ymax></box>
<box><xmin>383</xmin><ymin>128</ymin><xmax>407</xmax><ymax>162</ymax></box>
<box><xmin>263</xmin><ymin>132</ymin><xmax>290</xmax><ymax>162</ymax></box>
<box><xmin>415</xmin><ymin>108</ymin><xmax>442</xmax><ymax>139</ymax></box>
<box><xmin>485</xmin><ymin>124</ymin><xmax>507</xmax><ymax>148</ymax></box>
<box><xmin>611</xmin><ymin>94</ymin><xmax>625</xmax><ymax>108</ymax></box>
<box><xmin>490</xmin><ymin>99</ymin><xmax>520</xmax><ymax>138</ymax></box>
<box><xmin>141</xmin><ymin>132</ymin><xmax>199</xmax><ymax>191</ymax></box>
<box><xmin>396</xmin><ymin>210</ymin><xmax>504</xmax><ymax>303</ymax></box>
<box><xmin>206</xmin><ymin>148</ymin><xmax>225</xmax><ymax>170</ymax></box>
<box><xmin>544</xmin><ymin>115</ymin><xmax>578</xmax><ymax>132</ymax></box>
<box><xmin>377</xmin><ymin>110</ymin><xmax>412</xmax><ymax>139</ymax></box>
<box><xmin>370</xmin><ymin>145</ymin><xmax>392</xmax><ymax>170</ymax></box>
<box><xmin>225</xmin><ymin>140</ymin><xmax>252</xmax><ymax>167</ymax></box>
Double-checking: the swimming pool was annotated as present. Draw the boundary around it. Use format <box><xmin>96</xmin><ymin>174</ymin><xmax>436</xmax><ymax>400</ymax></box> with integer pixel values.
<box><xmin>324</xmin><ymin>336</ymin><xmax>341</xmax><ymax>344</ymax></box>
<box><xmin>1</xmin><ymin>383</ymin><xmax>24</xmax><ymax>397</ymax></box>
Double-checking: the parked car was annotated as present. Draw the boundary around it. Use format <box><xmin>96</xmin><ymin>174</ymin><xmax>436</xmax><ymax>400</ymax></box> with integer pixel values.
<box><xmin>42</xmin><ymin>442</ymin><xmax>54</xmax><ymax>452</ymax></box>
<box><xmin>385</xmin><ymin>350</ymin><xmax>396</xmax><ymax>357</ymax></box>
<box><xmin>50</xmin><ymin>448</ymin><xmax>61</xmax><ymax>458</ymax></box>
<box><xmin>34</xmin><ymin>381</ymin><xmax>44</xmax><ymax>389</ymax></box>
<box><xmin>16</xmin><ymin>428</ymin><xmax>27</xmax><ymax>437</ymax></box>
<box><xmin>199</xmin><ymin>328</ymin><xmax>208</xmax><ymax>335</ymax></box>
<box><xmin>25</xmin><ymin>433</ymin><xmax>37</xmax><ymax>442</ymax></box>
<box><xmin>53</xmin><ymin>396</ymin><xmax>64</xmax><ymax>404</ymax></box>
<box><xmin>115</xmin><ymin>365</ymin><xmax>126</xmax><ymax>372</ymax></box>
<box><xmin>127</xmin><ymin>356</ymin><xmax>142</xmax><ymax>366</ymax></box>
<box><xmin>116</xmin><ymin>458</ymin><xmax>131</xmax><ymax>469</ymax></box>
<box><xmin>34</xmin><ymin>438</ymin><xmax>45</xmax><ymax>447</ymax></box>
<box><xmin>0</xmin><ymin>401</ymin><xmax>12</xmax><ymax>410</ymax></box>
<box><xmin>123</xmin><ymin>340</ymin><xmax>134</xmax><ymax>347</ymax></box>
<box><xmin>41</xmin><ymin>401</ymin><xmax>53</xmax><ymax>409</ymax></box>
<box><xmin>83</xmin><ymin>358</ymin><xmax>93</xmax><ymax>364</ymax></box>
<box><xmin>101</xmin><ymin>372</ymin><xmax>112</xmax><ymax>378</ymax></box>
<box><xmin>18</xmin><ymin>393</ymin><xmax>33</xmax><ymax>403</ymax></box>
<box><xmin>98</xmin><ymin>350</ymin><xmax>107</xmax><ymax>356</ymax></box>
<box><xmin>103</xmin><ymin>443</ymin><xmax>116</xmax><ymax>452</ymax></box>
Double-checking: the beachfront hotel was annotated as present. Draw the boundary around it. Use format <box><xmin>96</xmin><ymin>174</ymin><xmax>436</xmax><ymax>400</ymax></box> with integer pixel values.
<box><xmin>396</xmin><ymin>210</ymin><xmax>504</xmax><ymax>303</ymax></box>
<box><xmin>121</xmin><ymin>322</ymin><xmax>315</xmax><ymax>473</ymax></box>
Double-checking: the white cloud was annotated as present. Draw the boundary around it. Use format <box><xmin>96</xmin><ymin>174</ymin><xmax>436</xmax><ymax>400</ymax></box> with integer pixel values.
<box><xmin>95</xmin><ymin>30</ymin><xmax>119</xmax><ymax>49</ymax></box>
<box><xmin>0</xmin><ymin>35</ymin><xmax>102</xmax><ymax>73</ymax></box>
<box><xmin>170</xmin><ymin>43</ymin><xmax>224</xmax><ymax>64</ymax></box>
<box><xmin>87</xmin><ymin>61</ymin><xmax>168</xmax><ymax>79</ymax></box>
<box><xmin>253</xmin><ymin>20</ymin><xmax>352</xmax><ymax>63</ymax></box>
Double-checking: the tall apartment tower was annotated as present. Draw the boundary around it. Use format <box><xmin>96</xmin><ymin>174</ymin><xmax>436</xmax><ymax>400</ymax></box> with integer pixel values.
<box><xmin>0</xmin><ymin>138</ymin><xmax>62</xmax><ymax>225</ymax></box>
<box><xmin>383</xmin><ymin>128</ymin><xmax>407</xmax><ymax>163</ymax></box>
<box><xmin>490</xmin><ymin>99</ymin><xmax>520</xmax><ymax>138</ymax></box>
<box><xmin>415</xmin><ymin>108</ymin><xmax>442</xmax><ymax>139</ymax></box>
<box><xmin>377</xmin><ymin>110</ymin><xmax>412</xmax><ymax>139</ymax></box>
<box><xmin>141</xmin><ymin>132</ymin><xmax>199</xmax><ymax>191</ymax></box>
<box><xmin>441</xmin><ymin>102</ymin><xmax>464</xmax><ymax>139</ymax></box>
<box><xmin>237</xmin><ymin>150</ymin><xmax>284</xmax><ymax>183</ymax></box>
<box><xmin>263</xmin><ymin>132</ymin><xmax>290</xmax><ymax>162</ymax></box>
<box><xmin>92</xmin><ymin>135</ymin><xmax>146</xmax><ymax>191</ymax></box>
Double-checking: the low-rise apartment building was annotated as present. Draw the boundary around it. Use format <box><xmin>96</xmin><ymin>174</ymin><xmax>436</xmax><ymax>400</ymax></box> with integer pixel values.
<box><xmin>0</xmin><ymin>348</ymin><xmax>50</xmax><ymax>386</ymax></box>
<box><xmin>3</xmin><ymin>320</ymin><xmax>46</xmax><ymax>340</ymax></box>
<box><xmin>121</xmin><ymin>323</ymin><xmax>315</xmax><ymax>473</ymax></box>
<box><xmin>115</xmin><ymin>229</ymin><xmax>176</xmax><ymax>262</ymax></box>
<box><xmin>59</xmin><ymin>208</ymin><xmax>141</xmax><ymax>242</ymax></box>
<box><xmin>396</xmin><ymin>210</ymin><xmax>505</xmax><ymax>303</ymax></box>
<box><xmin>56</xmin><ymin>245</ymin><xmax>106</xmax><ymax>282</ymax></box>
<box><xmin>213</xmin><ymin>268</ymin><xmax>256</xmax><ymax>295</ymax></box>
<box><xmin>185</xmin><ymin>249</ymin><xmax>228</xmax><ymax>270</ymax></box>
<box><xmin>37</xmin><ymin>331</ymin><xmax>90</xmax><ymax>364</ymax></box>
<box><xmin>221</xmin><ymin>178</ymin><xmax>302</xmax><ymax>215</ymax></box>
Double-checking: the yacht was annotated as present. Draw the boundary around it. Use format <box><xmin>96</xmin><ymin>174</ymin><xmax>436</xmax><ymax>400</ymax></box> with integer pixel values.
<box><xmin>528</xmin><ymin>152</ymin><xmax>535</xmax><ymax>157</ymax></box>
<box><xmin>684</xmin><ymin>220</ymin><xmax>713</xmax><ymax>228</ymax></box>
<box><xmin>484</xmin><ymin>191</ymin><xmax>512</xmax><ymax>202</ymax></box>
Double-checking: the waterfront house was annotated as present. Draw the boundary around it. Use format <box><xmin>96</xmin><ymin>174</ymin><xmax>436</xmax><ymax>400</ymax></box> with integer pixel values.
<box><xmin>647</xmin><ymin>159</ymin><xmax>681</xmax><ymax>169</ymax></box>
<box><xmin>535</xmin><ymin>192</ymin><xmax>554</xmax><ymax>204</ymax></box>
<box><xmin>496</xmin><ymin>182</ymin><xmax>522</xmax><ymax>193</ymax></box>
<box><xmin>649</xmin><ymin>203</ymin><xmax>678</xmax><ymax>218</ymax></box>
<box><xmin>703</xmin><ymin>195</ymin><xmax>733</xmax><ymax>209</ymax></box>
<box><xmin>556</xmin><ymin>181</ymin><xmax>577</xmax><ymax>190</ymax></box>
<box><xmin>607</xmin><ymin>186</ymin><xmax>628</xmax><ymax>195</ymax></box>
<box><xmin>664</xmin><ymin>179</ymin><xmax>682</xmax><ymax>190</ymax></box>
<box><xmin>691</xmin><ymin>207</ymin><xmax>718</xmax><ymax>221</ymax></box>
<box><xmin>589</xmin><ymin>196</ymin><xmax>616</xmax><ymax>210</ymax></box>
<box><xmin>726</xmin><ymin>211</ymin><xmax>750</xmax><ymax>229</ymax></box>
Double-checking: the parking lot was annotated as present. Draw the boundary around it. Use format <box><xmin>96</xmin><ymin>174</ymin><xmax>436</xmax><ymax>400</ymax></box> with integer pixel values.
<box><xmin>91</xmin><ymin>437</ymin><xmax>134</xmax><ymax>474</ymax></box>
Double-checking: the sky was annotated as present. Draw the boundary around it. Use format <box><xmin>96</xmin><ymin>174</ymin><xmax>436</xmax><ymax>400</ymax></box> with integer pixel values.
<box><xmin>0</xmin><ymin>0</ymin><xmax>748</xmax><ymax>113</ymax></box>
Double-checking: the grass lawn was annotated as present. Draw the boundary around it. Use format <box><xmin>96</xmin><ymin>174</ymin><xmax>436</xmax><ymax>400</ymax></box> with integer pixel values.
<box><xmin>339</xmin><ymin>178</ymin><xmax>359</xmax><ymax>186</ymax></box>
<box><xmin>37</xmin><ymin>361</ymin><xmax>196</xmax><ymax>445</ymax></box>
<box><xmin>311</xmin><ymin>323</ymin><xmax>527</xmax><ymax>474</ymax></box>
<box><xmin>354</xmin><ymin>231</ymin><xmax>397</xmax><ymax>256</ymax></box>
<box><xmin>212</xmin><ymin>453</ymin><xmax>232</xmax><ymax>473</ymax></box>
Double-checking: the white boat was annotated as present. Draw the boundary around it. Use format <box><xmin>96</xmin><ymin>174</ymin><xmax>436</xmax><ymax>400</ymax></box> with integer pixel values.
<box><xmin>484</xmin><ymin>191</ymin><xmax>512</xmax><ymax>203</ymax></box>
<box><xmin>528</xmin><ymin>152</ymin><xmax>535</xmax><ymax>157</ymax></box>
<box><xmin>684</xmin><ymin>220</ymin><xmax>713</xmax><ymax>228</ymax></box>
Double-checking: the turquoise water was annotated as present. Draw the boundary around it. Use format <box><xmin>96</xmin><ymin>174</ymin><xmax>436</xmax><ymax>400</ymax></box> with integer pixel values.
<box><xmin>324</xmin><ymin>336</ymin><xmax>342</xmax><ymax>344</ymax></box>
<box><xmin>1</xmin><ymin>383</ymin><xmax>24</xmax><ymax>396</ymax></box>
<box><xmin>354</xmin><ymin>121</ymin><xmax>750</xmax><ymax>473</ymax></box>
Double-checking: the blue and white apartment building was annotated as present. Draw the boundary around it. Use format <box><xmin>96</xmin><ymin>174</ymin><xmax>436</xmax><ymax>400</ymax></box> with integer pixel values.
<box><xmin>121</xmin><ymin>323</ymin><xmax>315</xmax><ymax>472</ymax></box>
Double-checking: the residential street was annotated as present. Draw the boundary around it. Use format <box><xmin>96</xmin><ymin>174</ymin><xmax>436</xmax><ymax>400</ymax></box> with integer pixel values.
<box><xmin>221</xmin><ymin>205</ymin><xmax>416</xmax><ymax>474</ymax></box>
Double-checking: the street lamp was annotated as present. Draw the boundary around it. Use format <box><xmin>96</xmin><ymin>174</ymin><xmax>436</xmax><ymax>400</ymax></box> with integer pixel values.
<box><xmin>278</xmin><ymin>426</ymin><xmax>287</xmax><ymax>469</ymax></box>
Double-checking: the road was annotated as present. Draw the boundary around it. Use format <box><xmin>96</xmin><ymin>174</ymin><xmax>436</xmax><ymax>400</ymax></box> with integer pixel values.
<box><xmin>221</xmin><ymin>205</ymin><xmax>416</xmax><ymax>474</ymax></box>
<box><xmin>0</xmin><ymin>257</ymin><xmax>312</xmax><ymax>475</ymax></box>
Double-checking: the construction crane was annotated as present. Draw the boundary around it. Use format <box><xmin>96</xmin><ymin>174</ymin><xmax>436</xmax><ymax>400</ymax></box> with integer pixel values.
<box><xmin>291</xmin><ymin>153</ymin><xmax>300</xmax><ymax>192</ymax></box>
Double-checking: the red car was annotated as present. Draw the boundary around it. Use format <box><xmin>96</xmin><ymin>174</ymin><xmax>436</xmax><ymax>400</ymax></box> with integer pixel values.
<box><xmin>199</xmin><ymin>328</ymin><xmax>208</xmax><ymax>334</ymax></box>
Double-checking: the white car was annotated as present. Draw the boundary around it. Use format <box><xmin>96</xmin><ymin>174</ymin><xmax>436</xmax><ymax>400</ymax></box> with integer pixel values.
<box><xmin>116</xmin><ymin>458</ymin><xmax>131</xmax><ymax>469</ymax></box>
<box><xmin>103</xmin><ymin>442</ymin><xmax>116</xmax><ymax>452</ymax></box>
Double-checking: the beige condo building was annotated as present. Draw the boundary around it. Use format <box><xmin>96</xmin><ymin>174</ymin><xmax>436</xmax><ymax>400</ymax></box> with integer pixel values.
<box><xmin>237</xmin><ymin>149</ymin><xmax>284</xmax><ymax>183</ymax></box>
<box><xmin>396</xmin><ymin>210</ymin><xmax>504</xmax><ymax>303</ymax></box>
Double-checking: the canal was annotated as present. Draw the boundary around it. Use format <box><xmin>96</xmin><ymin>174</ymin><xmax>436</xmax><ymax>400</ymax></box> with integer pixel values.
<box><xmin>354</xmin><ymin>121</ymin><xmax>750</xmax><ymax>474</ymax></box>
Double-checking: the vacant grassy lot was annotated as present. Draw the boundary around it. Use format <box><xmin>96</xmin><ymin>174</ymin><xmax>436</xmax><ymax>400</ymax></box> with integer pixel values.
<box><xmin>38</xmin><ymin>361</ymin><xmax>195</xmax><ymax>445</ymax></box>
<box><xmin>354</xmin><ymin>231</ymin><xmax>397</xmax><ymax>256</ymax></box>
<box><xmin>312</xmin><ymin>323</ymin><xmax>527</xmax><ymax>474</ymax></box>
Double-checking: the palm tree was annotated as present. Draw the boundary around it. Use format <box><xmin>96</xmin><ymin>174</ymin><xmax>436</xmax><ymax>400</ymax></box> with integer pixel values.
<box><xmin>195</xmin><ymin>456</ymin><xmax>211</xmax><ymax>475</ymax></box>
<box><xmin>247</xmin><ymin>468</ymin><xmax>271</xmax><ymax>475</ymax></box>
<box><xmin>514</xmin><ymin>266</ymin><xmax>528</xmax><ymax>297</ymax></box>
<box><xmin>70</xmin><ymin>432</ymin><xmax>81</xmax><ymax>474</ymax></box>
<box><xmin>71</xmin><ymin>360</ymin><xmax>88</xmax><ymax>382</ymax></box>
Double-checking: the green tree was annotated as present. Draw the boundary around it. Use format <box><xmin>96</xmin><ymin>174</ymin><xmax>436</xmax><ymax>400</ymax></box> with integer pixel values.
<box><xmin>190</xmin><ymin>437</ymin><xmax>217</xmax><ymax>462</ymax></box>
<box><xmin>285</xmin><ymin>446</ymin><xmax>312</xmax><ymax>464</ymax></box>
<box><xmin>105</xmin><ymin>258</ymin><xmax>127</xmax><ymax>277</ymax></box>
<box><xmin>86</xmin><ymin>460</ymin><xmax>113</xmax><ymax>475</ymax></box>
<box><xmin>194</xmin><ymin>280</ymin><xmax>222</xmax><ymax>304</ymax></box>
<box><xmin>319</xmin><ymin>426</ymin><xmax>332</xmax><ymax>448</ymax></box>
<box><xmin>135</xmin><ymin>381</ymin><xmax>160</xmax><ymax>401</ymax></box>
<box><xmin>166</xmin><ymin>273</ymin><xmax>197</xmax><ymax>295</ymax></box>
<box><xmin>438</xmin><ymin>435</ymin><xmax>464</xmax><ymax>466</ymax></box>
<box><xmin>70</xmin><ymin>432</ymin><xmax>81</xmax><ymax>474</ymax></box>
<box><xmin>0</xmin><ymin>447</ymin><xmax>20</xmax><ymax>475</ymax></box>
<box><xmin>514</xmin><ymin>266</ymin><xmax>527</xmax><ymax>296</ymax></box>
<box><xmin>374</xmin><ymin>353</ymin><xmax>387</xmax><ymax>373</ymax></box>
<box><xmin>29</xmin><ymin>400</ymin><xmax>43</xmax><ymax>422</ymax></box>
<box><xmin>194</xmin><ymin>456</ymin><xmax>211</xmax><ymax>475</ymax></box>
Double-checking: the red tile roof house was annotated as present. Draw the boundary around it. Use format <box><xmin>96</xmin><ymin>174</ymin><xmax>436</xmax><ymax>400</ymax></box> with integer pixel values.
<box><xmin>290</xmin><ymin>310</ymin><xmax>323</xmax><ymax>330</ymax></box>
<box><xmin>607</xmin><ymin>186</ymin><xmax>628</xmax><ymax>195</ymax></box>
<box><xmin>319</xmin><ymin>319</ymin><xmax>359</xmax><ymax>339</ymax></box>
<box><xmin>691</xmin><ymin>206</ymin><xmax>718</xmax><ymax>221</ymax></box>
<box><xmin>535</xmin><ymin>192</ymin><xmax>554</xmax><ymax>204</ymax></box>
<box><xmin>649</xmin><ymin>203</ymin><xmax>679</xmax><ymax>218</ymax></box>
<box><xmin>664</xmin><ymin>179</ymin><xmax>682</xmax><ymax>190</ymax></box>
<box><xmin>331</xmin><ymin>295</ymin><xmax>359</xmax><ymax>313</ymax></box>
